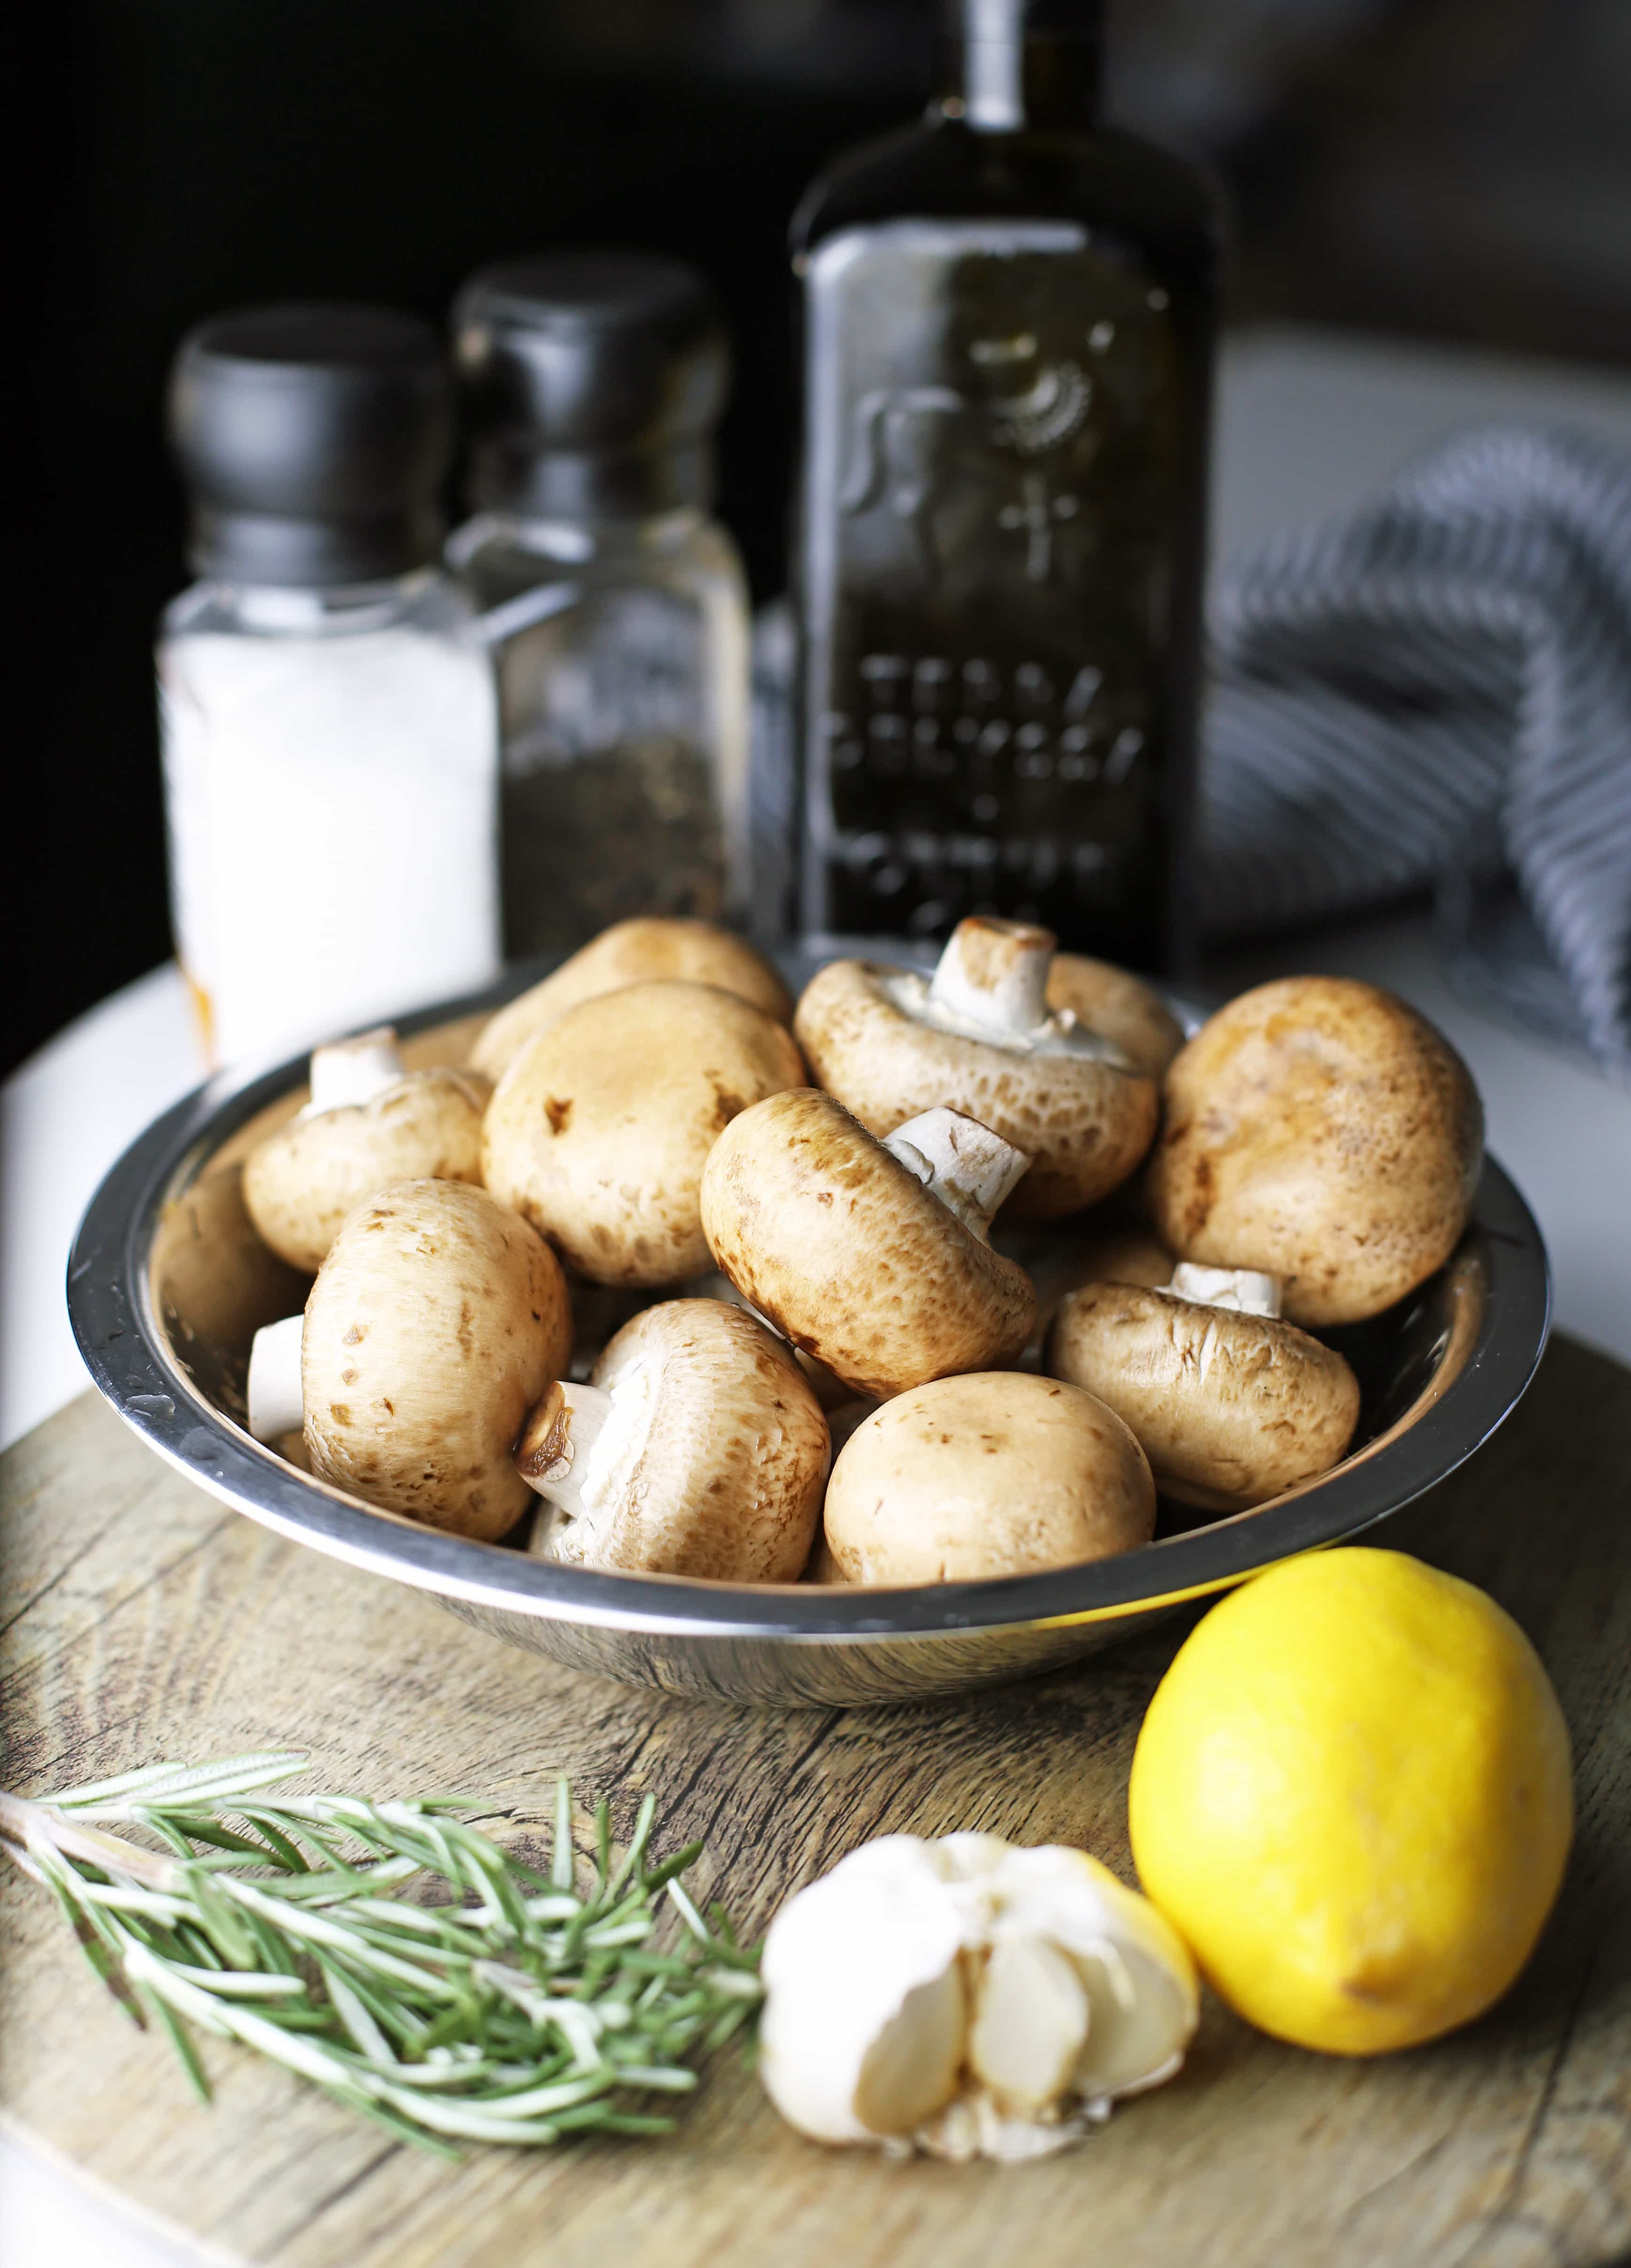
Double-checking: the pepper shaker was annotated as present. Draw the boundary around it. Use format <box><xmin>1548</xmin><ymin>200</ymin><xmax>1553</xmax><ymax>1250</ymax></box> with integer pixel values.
<box><xmin>448</xmin><ymin>256</ymin><xmax>751</xmax><ymax>960</ymax></box>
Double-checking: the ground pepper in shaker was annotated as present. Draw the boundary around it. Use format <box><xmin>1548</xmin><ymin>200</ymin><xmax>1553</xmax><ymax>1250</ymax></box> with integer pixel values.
<box><xmin>159</xmin><ymin>304</ymin><xmax>501</xmax><ymax>1068</ymax></box>
<box><xmin>447</xmin><ymin>255</ymin><xmax>750</xmax><ymax>960</ymax></box>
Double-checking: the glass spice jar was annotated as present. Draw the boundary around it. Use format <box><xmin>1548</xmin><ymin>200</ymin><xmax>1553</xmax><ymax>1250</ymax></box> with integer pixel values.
<box><xmin>448</xmin><ymin>256</ymin><xmax>751</xmax><ymax>962</ymax></box>
<box><xmin>159</xmin><ymin>304</ymin><xmax>500</xmax><ymax>1068</ymax></box>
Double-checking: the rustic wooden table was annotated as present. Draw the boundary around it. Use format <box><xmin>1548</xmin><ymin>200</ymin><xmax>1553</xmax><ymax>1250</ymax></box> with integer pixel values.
<box><xmin>2</xmin><ymin>1343</ymin><xmax>1628</xmax><ymax>2268</ymax></box>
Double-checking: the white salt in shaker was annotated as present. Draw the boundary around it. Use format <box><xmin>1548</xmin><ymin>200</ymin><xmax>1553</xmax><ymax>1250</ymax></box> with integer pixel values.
<box><xmin>159</xmin><ymin>305</ymin><xmax>500</xmax><ymax>1069</ymax></box>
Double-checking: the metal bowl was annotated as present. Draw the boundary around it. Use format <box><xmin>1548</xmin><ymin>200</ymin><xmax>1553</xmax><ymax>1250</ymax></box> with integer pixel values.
<box><xmin>69</xmin><ymin>952</ymin><xmax>1550</xmax><ymax>1707</ymax></box>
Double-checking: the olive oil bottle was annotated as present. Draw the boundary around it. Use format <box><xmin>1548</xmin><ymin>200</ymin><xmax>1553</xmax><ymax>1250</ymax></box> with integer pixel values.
<box><xmin>791</xmin><ymin>0</ymin><xmax>1219</xmax><ymax>972</ymax></box>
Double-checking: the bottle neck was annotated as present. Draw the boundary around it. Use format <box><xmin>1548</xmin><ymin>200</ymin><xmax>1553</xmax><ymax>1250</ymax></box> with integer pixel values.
<box><xmin>937</xmin><ymin>1</ymin><xmax>1102</xmax><ymax>132</ymax></box>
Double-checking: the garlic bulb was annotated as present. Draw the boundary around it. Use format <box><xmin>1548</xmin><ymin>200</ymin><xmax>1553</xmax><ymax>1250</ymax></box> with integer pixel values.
<box><xmin>758</xmin><ymin>1832</ymin><xmax>1197</xmax><ymax>2163</ymax></box>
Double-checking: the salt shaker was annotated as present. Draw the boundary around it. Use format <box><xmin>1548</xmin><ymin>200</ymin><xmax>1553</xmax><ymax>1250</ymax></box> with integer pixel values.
<box><xmin>448</xmin><ymin>256</ymin><xmax>750</xmax><ymax>960</ymax></box>
<box><xmin>159</xmin><ymin>305</ymin><xmax>501</xmax><ymax>1068</ymax></box>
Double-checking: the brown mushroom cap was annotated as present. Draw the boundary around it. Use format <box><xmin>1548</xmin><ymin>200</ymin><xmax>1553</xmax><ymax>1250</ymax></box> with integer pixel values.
<box><xmin>1147</xmin><ymin>976</ymin><xmax>1484</xmax><ymax>1326</ymax></box>
<box><xmin>823</xmin><ymin>1372</ymin><xmax>1155</xmax><ymax>1585</ymax></box>
<box><xmin>243</xmin><ymin>1068</ymin><xmax>489</xmax><ymax>1273</ymax></box>
<box><xmin>700</xmin><ymin>1089</ymin><xmax>1036</xmax><ymax>1400</ymax></box>
<box><xmin>1045</xmin><ymin>956</ymin><xmax>1187</xmax><ymax>1081</ymax></box>
<box><xmin>679</xmin><ymin>1268</ymin><xmax>856</xmax><ymax>1408</ymax></box>
<box><xmin>519</xmin><ymin>1299</ymin><xmax>828</xmax><ymax>1582</ymax></box>
<box><xmin>483</xmin><ymin>980</ymin><xmax>805</xmax><ymax>1288</ymax></box>
<box><xmin>793</xmin><ymin>956</ymin><xmax>1157</xmax><ymax>1220</ymax></box>
<box><xmin>1047</xmin><ymin>1281</ymin><xmax>1361</xmax><ymax>1509</ymax></box>
<box><xmin>471</xmin><ymin>918</ymin><xmax>793</xmax><ymax>1080</ymax></box>
<box><xmin>302</xmin><ymin>1180</ymin><xmax>572</xmax><ymax>1541</ymax></box>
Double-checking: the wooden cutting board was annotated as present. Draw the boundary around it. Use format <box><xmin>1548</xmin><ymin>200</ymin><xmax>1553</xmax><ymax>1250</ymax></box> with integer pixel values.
<box><xmin>2</xmin><ymin>1342</ymin><xmax>1629</xmax><ymax>2268</ymax></box>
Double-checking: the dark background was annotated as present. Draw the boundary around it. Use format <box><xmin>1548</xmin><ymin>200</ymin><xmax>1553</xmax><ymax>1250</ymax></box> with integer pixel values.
<box><xmin>10</xmin><ymin>0</ymin><xmax>1630</xmax><ymax>1078</ymax></box>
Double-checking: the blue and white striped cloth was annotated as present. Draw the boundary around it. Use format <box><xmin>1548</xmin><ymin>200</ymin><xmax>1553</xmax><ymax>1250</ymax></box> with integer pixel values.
<box><xmin>1202</xmin><ymin>424</ymin><xmax>1631</xmax><ymax>1071</ymax></box>
<box><xmin>752</xmin><ymin>424</ymin><xmax>1631</xmax><ymax>1067</ymax></box>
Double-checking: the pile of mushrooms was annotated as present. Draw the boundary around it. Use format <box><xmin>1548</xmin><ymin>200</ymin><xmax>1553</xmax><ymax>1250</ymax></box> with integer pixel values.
<box><xmin>235</xmin><ymin>912</ymin><xmax>1483</xmax><ymax>1589</ymax></box>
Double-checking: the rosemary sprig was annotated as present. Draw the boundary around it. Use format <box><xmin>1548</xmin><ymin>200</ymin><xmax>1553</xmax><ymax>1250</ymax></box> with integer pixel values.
<box><xmin>0</xmin><ymin>1753</ymin><xmax>760</xmax><ymax>2154</ymax></box>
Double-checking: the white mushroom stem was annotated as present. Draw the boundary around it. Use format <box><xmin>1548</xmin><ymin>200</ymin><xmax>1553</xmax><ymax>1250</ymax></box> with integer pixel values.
<box><xmin>513</xmin><ymin>1366</ymin><xmax>656</xmax><ymax>1539</ymax></box>
<box><xmin>301</xmin><ymin>1026</ymin><xmax>406</xmax><ymax>1118</ymax></box>
<box><xmin>928</xmin><ymin>918</ymin><xmax>1055</xmax><ymax>1039</ymax></box>
<box><xmin>247</xmin><ymin>1314</ymin><xmax>305</xmax><ymax>1443</ymax></box>
<box><xmin>1165</xmin><ymin>1262</ymin><xmax>1282</xmax><ymax>1319</ymax></box>
<box><xmin>884</xmin><ymin>918</ymin><xmax>1136</xmax><ymax>1066</ymax></box>
<box><xmin>882</xmin><ymin>1109</ymin><xmax>1030</xmax><ymax>1242</ymax></box>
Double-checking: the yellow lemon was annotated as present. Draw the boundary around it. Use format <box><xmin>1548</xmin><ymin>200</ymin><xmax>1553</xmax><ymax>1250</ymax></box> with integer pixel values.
<box><xmin>1128</xmin><ymin>1548</ymin><xmax>1572</xmax><ymax>2055</ymax></box>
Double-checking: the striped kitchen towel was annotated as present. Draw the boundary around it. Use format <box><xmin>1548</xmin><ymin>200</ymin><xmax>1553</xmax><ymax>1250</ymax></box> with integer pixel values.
<box><xmin>1201</xmin><ymin>424</ymin><xmax>1631</xmax><ymax>1070</ymax></box>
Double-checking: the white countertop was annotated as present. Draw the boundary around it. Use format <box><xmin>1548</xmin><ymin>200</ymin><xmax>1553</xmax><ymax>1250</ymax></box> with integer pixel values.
<box><xmin>5</xmin><ymin>322</ymin><xmax>1631</xmax><ymax>2266</ymax></box>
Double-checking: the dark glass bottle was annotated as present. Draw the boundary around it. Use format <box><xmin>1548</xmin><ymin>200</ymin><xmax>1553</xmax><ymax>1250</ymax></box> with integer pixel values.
<box><xmin>790</xmin><ymin>0</ymin><xmax>1220</xmax><ymax>972</ymax></box>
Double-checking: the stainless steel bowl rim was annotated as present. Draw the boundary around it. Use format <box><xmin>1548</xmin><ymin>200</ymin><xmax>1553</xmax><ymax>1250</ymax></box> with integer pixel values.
<box><xmin>68</xmin><ymin>961</ymin><xmax>1552</xmax><ymax>1647</ymax></box>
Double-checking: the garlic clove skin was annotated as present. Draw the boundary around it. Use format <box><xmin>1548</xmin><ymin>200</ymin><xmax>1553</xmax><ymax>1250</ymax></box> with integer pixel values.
<box><xmin>758</xmin><ymin>1836</ymin><xmax>968</xmax><ymax>2144</ymax></box>
<box><xmin>937</xmin><ymin>1830</ymin><xmax>1014</xmax><ymax>1881</ymax></box>
<box><xmin>758</xmin><ymin>1831</ymin><xmax>1198</xmax><ymax>2160</ymax></box>
<box><xmin>853</xmin><ymin>1965</ymin><xmax>969</xmax><ymax>2138</ymax></box>
<box><xmin>917</xmin><ymin>2090</ymin><xmax>1104</xmax><ymax>2166</ymax></box>
<box><xmin>968</xmin><ymin>1933</ymin><xmax>1090</xmax><ymax>2115</ymax></box>
<box><xmin>985</xmin><ymin>1845</ymin><xmax>1199</xmax><ymax>2099</ymax></box>
<box><xmin>1067</xmin><ymin>1938</ymin><xmax>1195</xmax><ymax>2101</ymax></box>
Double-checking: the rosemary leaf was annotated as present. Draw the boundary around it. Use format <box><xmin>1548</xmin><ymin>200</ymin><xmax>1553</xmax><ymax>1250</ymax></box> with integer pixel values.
<box><xmin>233</xmin><ymin>1813</ymin><xmax>311</xmax><ymax>1875</ymax></box>
<box><xmin>0</xmin><ymin>1755</ymin><xmax>761</xmax><ymax>2154</ymax></box>
<box><xmin>552</xmin><ymin>1778</ymin><xmax>575</xmax><ymax>1892</ymax></box>
<box><xmin>145</xmin><ymin>1990</ymin><xmax>213</xmax><ymax>2103</ymax></box>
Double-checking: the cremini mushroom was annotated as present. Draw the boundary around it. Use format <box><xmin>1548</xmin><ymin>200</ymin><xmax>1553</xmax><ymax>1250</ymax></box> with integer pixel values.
<box><xmin>301</xmin><ymin>1179</ymin><xmax>572</xmax><ymax>1540</ymax></box>
<box><xmin>471</xmin><ymin>918</ymin><xmax>793</xmax><ymax>1080</ymax></box>
<box><xmin>700</xmin><ymin>1090</ymin><xmax>1036</xmax><ymax>1399</ymax></box>
<box><xmin>243</xmin><ymin>1027</ymin><xmax>489</xmax><ymax>1273</ymax></box>
<box><xmin>823</xmin><ymin>1371</ymin><xmax>1154</xmax><ymax>1585</ymax></box>
<box><xmin>1148</xmin><ymin>975</ymin><xmax>1484</xmax><ymax>1325</ymax></box>
<box><xmin>793</xmin><ymin>917</ymin><xmax>1158</xmax><ymax>1219</ymax></box>
<box><xmin>679</xmin><ymin>1267</ymin><xmax>855</xmax><ymax>1409</ymax></box>
<box><xmin>483</xmin><ymin>980</ymin><xmax>804</xmax><ymax>1288</ymax></box>
<box><xmin>1045</xmin><ymin>955</ymin><xmax>1187</xmax><ymax>1081</ymax></box>
<box><xmin>1047</xmin><ymin>1264</ymin><xmax>1361</xmax><ymax>1510</ymax></box>
<box><xmin>513</xmin><ymin>1299</ymin><xmax>827</xmax><ymax>1581</ymax></box>
<box><xmin>758</xmin><ymin>1831</ymin><xmax>1198</xmax><ymax>2162</ymax></box>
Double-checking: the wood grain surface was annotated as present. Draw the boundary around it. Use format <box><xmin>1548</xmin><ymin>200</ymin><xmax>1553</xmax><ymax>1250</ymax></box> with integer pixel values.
<box><xmin>2</xmin><ymin>1340</ymin><xmax>1628</xmax><ymax>2268</ymax></box>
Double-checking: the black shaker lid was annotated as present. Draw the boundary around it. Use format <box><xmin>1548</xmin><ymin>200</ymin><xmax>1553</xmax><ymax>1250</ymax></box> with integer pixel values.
<box><xmin>452</xmin><ymin>254</ymin><xmax>730</xmax><ymax>519</ymax></box>
<box><xmin>168</xmin><ymin>304</ymin><xmax>453</xmax><ymax>587</ymax></box>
